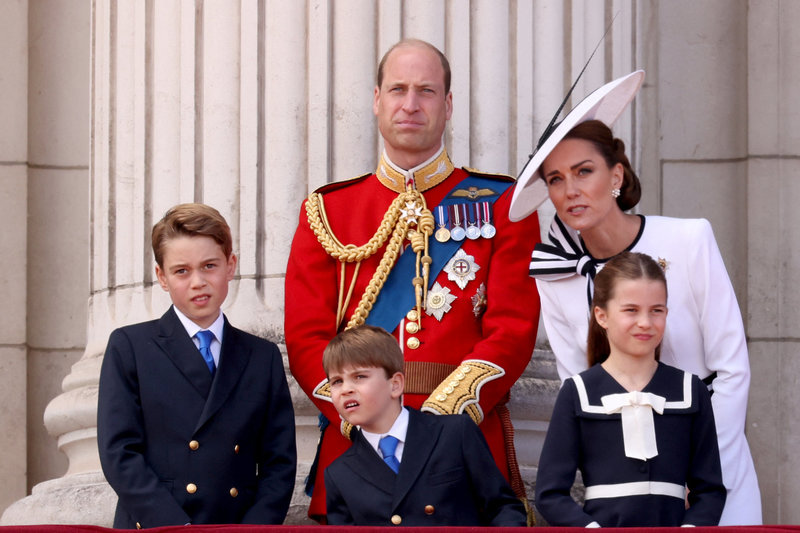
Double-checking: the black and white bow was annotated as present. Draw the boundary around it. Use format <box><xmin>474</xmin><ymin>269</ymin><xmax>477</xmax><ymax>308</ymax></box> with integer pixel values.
<box><xmin>529</xmin><ymin>215</ymin><xmax>600</xmax><ymax>306</ymax></box>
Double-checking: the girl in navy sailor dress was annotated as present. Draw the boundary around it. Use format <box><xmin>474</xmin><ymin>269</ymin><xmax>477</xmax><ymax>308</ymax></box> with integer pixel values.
<box><xmin>535</xmin><ymin>252</ymin><xmax>726</xmax><ymax>527</ymax></box>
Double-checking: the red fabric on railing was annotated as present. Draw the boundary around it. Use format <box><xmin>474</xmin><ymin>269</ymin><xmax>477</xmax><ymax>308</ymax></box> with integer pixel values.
<box><xmin>0</xmin><ymin>525</ymin><xmax>798</xmax><ymax>532</ymax></box>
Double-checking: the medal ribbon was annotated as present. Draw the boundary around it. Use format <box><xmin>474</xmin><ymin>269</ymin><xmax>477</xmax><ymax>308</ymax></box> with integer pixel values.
<box><xmin>436</xmin><ymin>205</ymin><xmax>448</xmax><ymax>228</ymax></box>
<box><xmin>451</xmin><ymin>204</ymin><xmax>461</xmax><ymax>229</ymax></box>
<box><xmin>365</xmin><ymin>175</ymin><xmax>513</xmax><ymax>332</ymax></box>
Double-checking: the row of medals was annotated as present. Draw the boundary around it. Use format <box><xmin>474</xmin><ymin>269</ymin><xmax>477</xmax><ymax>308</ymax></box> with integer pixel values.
<box><xmin>433</xmin><ymin>202</ymin><xmax>496</xmax><ymax>243</ymax></box>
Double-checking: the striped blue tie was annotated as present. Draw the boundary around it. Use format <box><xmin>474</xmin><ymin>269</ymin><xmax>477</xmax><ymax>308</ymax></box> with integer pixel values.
<box><xmin>378</xmin><ymin>435</ymin><xmax>400</xmax><ymax>473</ymax></box>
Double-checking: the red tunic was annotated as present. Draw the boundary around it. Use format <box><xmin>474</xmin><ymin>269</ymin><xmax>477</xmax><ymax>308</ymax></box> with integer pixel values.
<box><xmin>285</xmin><ymin>164</ymin><xmax>541</xmax><ymax>519</ymax></box>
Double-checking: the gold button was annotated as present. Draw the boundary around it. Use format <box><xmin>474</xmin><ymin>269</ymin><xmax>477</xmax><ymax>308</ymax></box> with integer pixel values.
<box><xmin>406</xmin><ymin>337</ymin><xmax>420</xmax><ymax>350</ymax></box>
<box><xmin>444</xmin><ymin>386</ymin><xmax>454</xmax><ymax>394</ymax></box>
<box><xmin>391</xmin><ymin>514</ymin><xmax>402</xmax><ymax>525</ymax></box>
<box><xmin>136</xmin><ymin>523</ymin><xmax>142</xmax><ymax>530</ymax></box>
<box><xmin>230</xmin><ymin>487</ymin><xmax>239</xmax><ymax>498</ymax></box>
<box><xmin>424</xmin><ymin>504</ymin><xmax>435</xmax><ymax>515</ymax></box>
<box><xmin>405</xmin><ymin>321</ymin><xmax>419</xmax><ymax>334</ymax></box>
<box><xmin>189</xmin><ymin>440</ymin><xmax>199</xmax><ymax>450</ymax></box>
<box><xmin>234</xmin><ymin>444</ymin><xmax>240</xmax><ymax>454</ymax></box>
<box><xmin>406</xmin><ymin>309</ymin><xmax>418</xmax><ymax>321</ymax></box>
<box><xmin>186</xmin><ymin>483</ymin><xmax>197</xmax><ymax>494</ymax></box>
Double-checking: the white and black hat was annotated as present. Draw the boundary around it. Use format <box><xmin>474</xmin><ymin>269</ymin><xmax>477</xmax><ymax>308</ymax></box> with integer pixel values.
<box><xmin>508</xmin><ymin>70</ymin><xmax>646</xmax><ymax>222</ymax></box>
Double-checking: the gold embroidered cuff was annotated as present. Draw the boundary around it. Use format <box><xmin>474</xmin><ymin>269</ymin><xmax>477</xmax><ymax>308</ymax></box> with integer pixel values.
<box><xmin>340</xmin><ymin>419</ymin><xmax>354</xmax><ymax>440</ymax></box>
<box><xmin>312</xmin><ymin>379</ymin><xmax>332</xmax><ymax>402</ymax></box>
<box><xmin>420</xmin><ymin>360</ymin><xmax>506</xmax><ymax>424</ymax></box>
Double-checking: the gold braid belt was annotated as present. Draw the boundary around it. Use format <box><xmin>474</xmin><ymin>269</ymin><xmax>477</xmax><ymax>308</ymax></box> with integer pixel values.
<box><xmin>305</xmin><ymin>185</ymin><xmax>434</xmax><ymax>330</ymax></box>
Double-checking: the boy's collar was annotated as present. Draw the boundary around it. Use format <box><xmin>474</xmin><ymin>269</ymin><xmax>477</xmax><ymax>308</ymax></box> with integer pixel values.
<box><xmin>173</xmin><ymin>305</ymin><xmax>225</xmax><ymax>342</ymax></box>
<box><xmin>361</xmin><ymin>406</ymin><xmax>409</xmax><ymax>447</ymax></box>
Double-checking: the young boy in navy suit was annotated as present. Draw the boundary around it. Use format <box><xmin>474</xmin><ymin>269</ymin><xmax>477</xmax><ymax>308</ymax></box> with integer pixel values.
<box><xmin>98</xmin><ymin>203</ymin><xmax>296</xmax><ymax>528</ymax></box>
<box><xmin>322</xmin><ymin>325</ymin><xmax>526</xmax><ymax>526</ymax></box>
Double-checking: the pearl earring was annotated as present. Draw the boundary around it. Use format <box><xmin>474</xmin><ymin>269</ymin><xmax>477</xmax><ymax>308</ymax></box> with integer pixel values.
<box><xmin>611</xmin><ymin>188</ymin><xmax>621</xmax><ymax>199</ymax></box>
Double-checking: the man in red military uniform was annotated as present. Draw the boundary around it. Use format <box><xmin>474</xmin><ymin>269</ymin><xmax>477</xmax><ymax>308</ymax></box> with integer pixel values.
<box><xmin>285</xmin><ymin>38</ymin><xmax>541</xmax><ymax>521</ymax></box>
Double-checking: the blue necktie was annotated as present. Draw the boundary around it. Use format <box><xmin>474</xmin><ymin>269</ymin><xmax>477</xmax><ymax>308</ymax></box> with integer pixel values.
<box><xmin>378</xmin><ymin>435</ymin><xmax>400</xmax><ymax>473</ymax></box>
<box><xmin>195</xmin><ymin>330</ymin><xmax>216</xmax><ymax>375</ymax></box>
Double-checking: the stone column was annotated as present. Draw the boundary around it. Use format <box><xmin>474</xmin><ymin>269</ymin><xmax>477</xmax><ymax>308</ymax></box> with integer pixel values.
<box><xmin>0</xmin><ymin>0</ymin><xmax>94</xmax><ymax>524</ymax></box>
<box><xmin>746</xmin><ymin>0</ymin><xmax>800</xmax><ymax>523</ymax></box>
<box><xmin>0</xmin><ymin>0</ymin><xmax>30</xmax><ymax>514</ymax></box>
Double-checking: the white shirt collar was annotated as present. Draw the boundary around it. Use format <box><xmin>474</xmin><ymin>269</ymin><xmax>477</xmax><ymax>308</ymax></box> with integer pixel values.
<box><xmin>362</xmin><ymin>406</ymin><xmax>409</xmax><ymax>461</ymax></box>
<box><xmin>173</xmin><ymin>306</ymin><xmax>225</xmax><ymax>346</ymax></box>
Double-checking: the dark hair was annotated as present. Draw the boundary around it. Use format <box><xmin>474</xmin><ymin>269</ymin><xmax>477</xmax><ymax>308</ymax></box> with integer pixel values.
<box><xmin>563</xmin><ymin>119</ymin><xmax>641</xmax><ymax>211</ymax></box>
<box><xmin>323</xmin><ymin>325</ymin><xmax>404</xmax><ymax>378</ymax></box>
<box><xmin>377</xmin><ymin>38</ymin><xmax>451</xmax><ymax>94</ymax></box>
<box><xmin>151</xmin><ymin>203</ymin><xmax>233</xmax><ymax>268</ymax></box>
<box><xmin>587</xmin><ymin>252</ymin><xmax>667</xmax><ymax>366</ymax></box>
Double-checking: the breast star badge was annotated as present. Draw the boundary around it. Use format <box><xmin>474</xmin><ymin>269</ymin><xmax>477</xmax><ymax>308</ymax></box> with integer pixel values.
<box><xmin>426</xmin><ymin>282</ymin><xmax>457</xmax><ymax>321</ymax></box>
<box><xmin>444</xmin><ymin>248</ymin><xmax>480</xmax><ymax>290</ymax></box>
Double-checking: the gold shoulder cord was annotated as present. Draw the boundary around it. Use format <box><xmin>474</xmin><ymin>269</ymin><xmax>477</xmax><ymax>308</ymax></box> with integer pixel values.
<box><xmin>305</xmin><ymin>185</ymin><xmax>434</xmax><ymax>331</ymax></box>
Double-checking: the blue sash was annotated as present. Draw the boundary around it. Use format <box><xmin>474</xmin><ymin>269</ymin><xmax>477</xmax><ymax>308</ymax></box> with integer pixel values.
<box><xmin>365</xmin><ymin>175</ymin><xmax>513</xmax><ymax>332</ymax></box>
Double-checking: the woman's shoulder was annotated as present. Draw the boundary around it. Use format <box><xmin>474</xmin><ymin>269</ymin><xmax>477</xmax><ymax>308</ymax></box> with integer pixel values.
<box><xmin>643</xmin><ymin>215</ymin><xmax>713</xmax><ymax>235</ymax></box>
<box><xmin>637</xmin><ymin>216</ymin><xmax>716</xmax><ymax>253</ymax></box>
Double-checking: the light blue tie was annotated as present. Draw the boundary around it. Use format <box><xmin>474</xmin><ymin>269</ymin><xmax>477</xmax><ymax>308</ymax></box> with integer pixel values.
<box><xmin>195</xmin><ymin>330</ymin><xmax>216</xmax><ymax>375</ymax></box>
<box><xmin>378</xmin><ymin>435</ymin><xmax>400</xmax><ymax>473</ymax></box>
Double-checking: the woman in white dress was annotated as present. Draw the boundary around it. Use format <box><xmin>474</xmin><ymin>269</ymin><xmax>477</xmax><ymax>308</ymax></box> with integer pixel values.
<box><xmin>510</xmin><ymin>71</ymin><xmax>762</xmax><ymax>525</ymax></box>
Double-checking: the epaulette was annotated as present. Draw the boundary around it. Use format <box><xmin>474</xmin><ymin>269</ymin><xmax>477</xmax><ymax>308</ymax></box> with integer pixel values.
<box><xmin>312</xmin><ymin>173</ymin><xmax>372</xmax><ymax>195</ymax></box>
<box><xmin>461</xmin><ymin>167</ymin><xmax>515</xmax><ymax>183</ymax></box>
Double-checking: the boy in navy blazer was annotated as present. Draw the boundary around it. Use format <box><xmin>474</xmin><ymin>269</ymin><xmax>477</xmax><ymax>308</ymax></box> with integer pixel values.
<box><xmin>322</xmin><ymin>325</ymin><xmax>526</xmax><ymax>526</ymax></box>
<box><xmin>98</xmin><ymin>203</ymin><xmax>296</xmax><ymax>528</ymax></box>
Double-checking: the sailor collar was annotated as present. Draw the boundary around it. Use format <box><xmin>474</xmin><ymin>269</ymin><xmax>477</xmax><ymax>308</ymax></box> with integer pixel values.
<box><xmin>572</xmin><ymin>363</ymin><xmax>694</xmax><ymax>416</ymax></box>
<box><xmin>376</xmin><ymin>148</ymin><xmax>454</xmax><ymax>193</ymax></box>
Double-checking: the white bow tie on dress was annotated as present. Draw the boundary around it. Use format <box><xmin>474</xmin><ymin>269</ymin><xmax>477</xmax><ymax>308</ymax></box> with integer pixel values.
<box><xmin>601</xmin><ymin>391</ymin><xmax>666</xmax><ymax>461</ymax></box>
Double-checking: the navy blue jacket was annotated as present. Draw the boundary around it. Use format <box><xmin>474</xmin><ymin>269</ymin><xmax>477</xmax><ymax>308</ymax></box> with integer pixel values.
<box><xmin>98</xmin><ymin>307</ymin><xmax>296</xmax><ymax>528</ymax></box>
<box><xmin>325</xmin><ymin>408</ymin><xmax>526</xmax><ymax>526</ymax></box>
<box><xmin>536</xmin><ymin>363</ymin><xmax>725</xmax><ymax>527</ymax></box>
